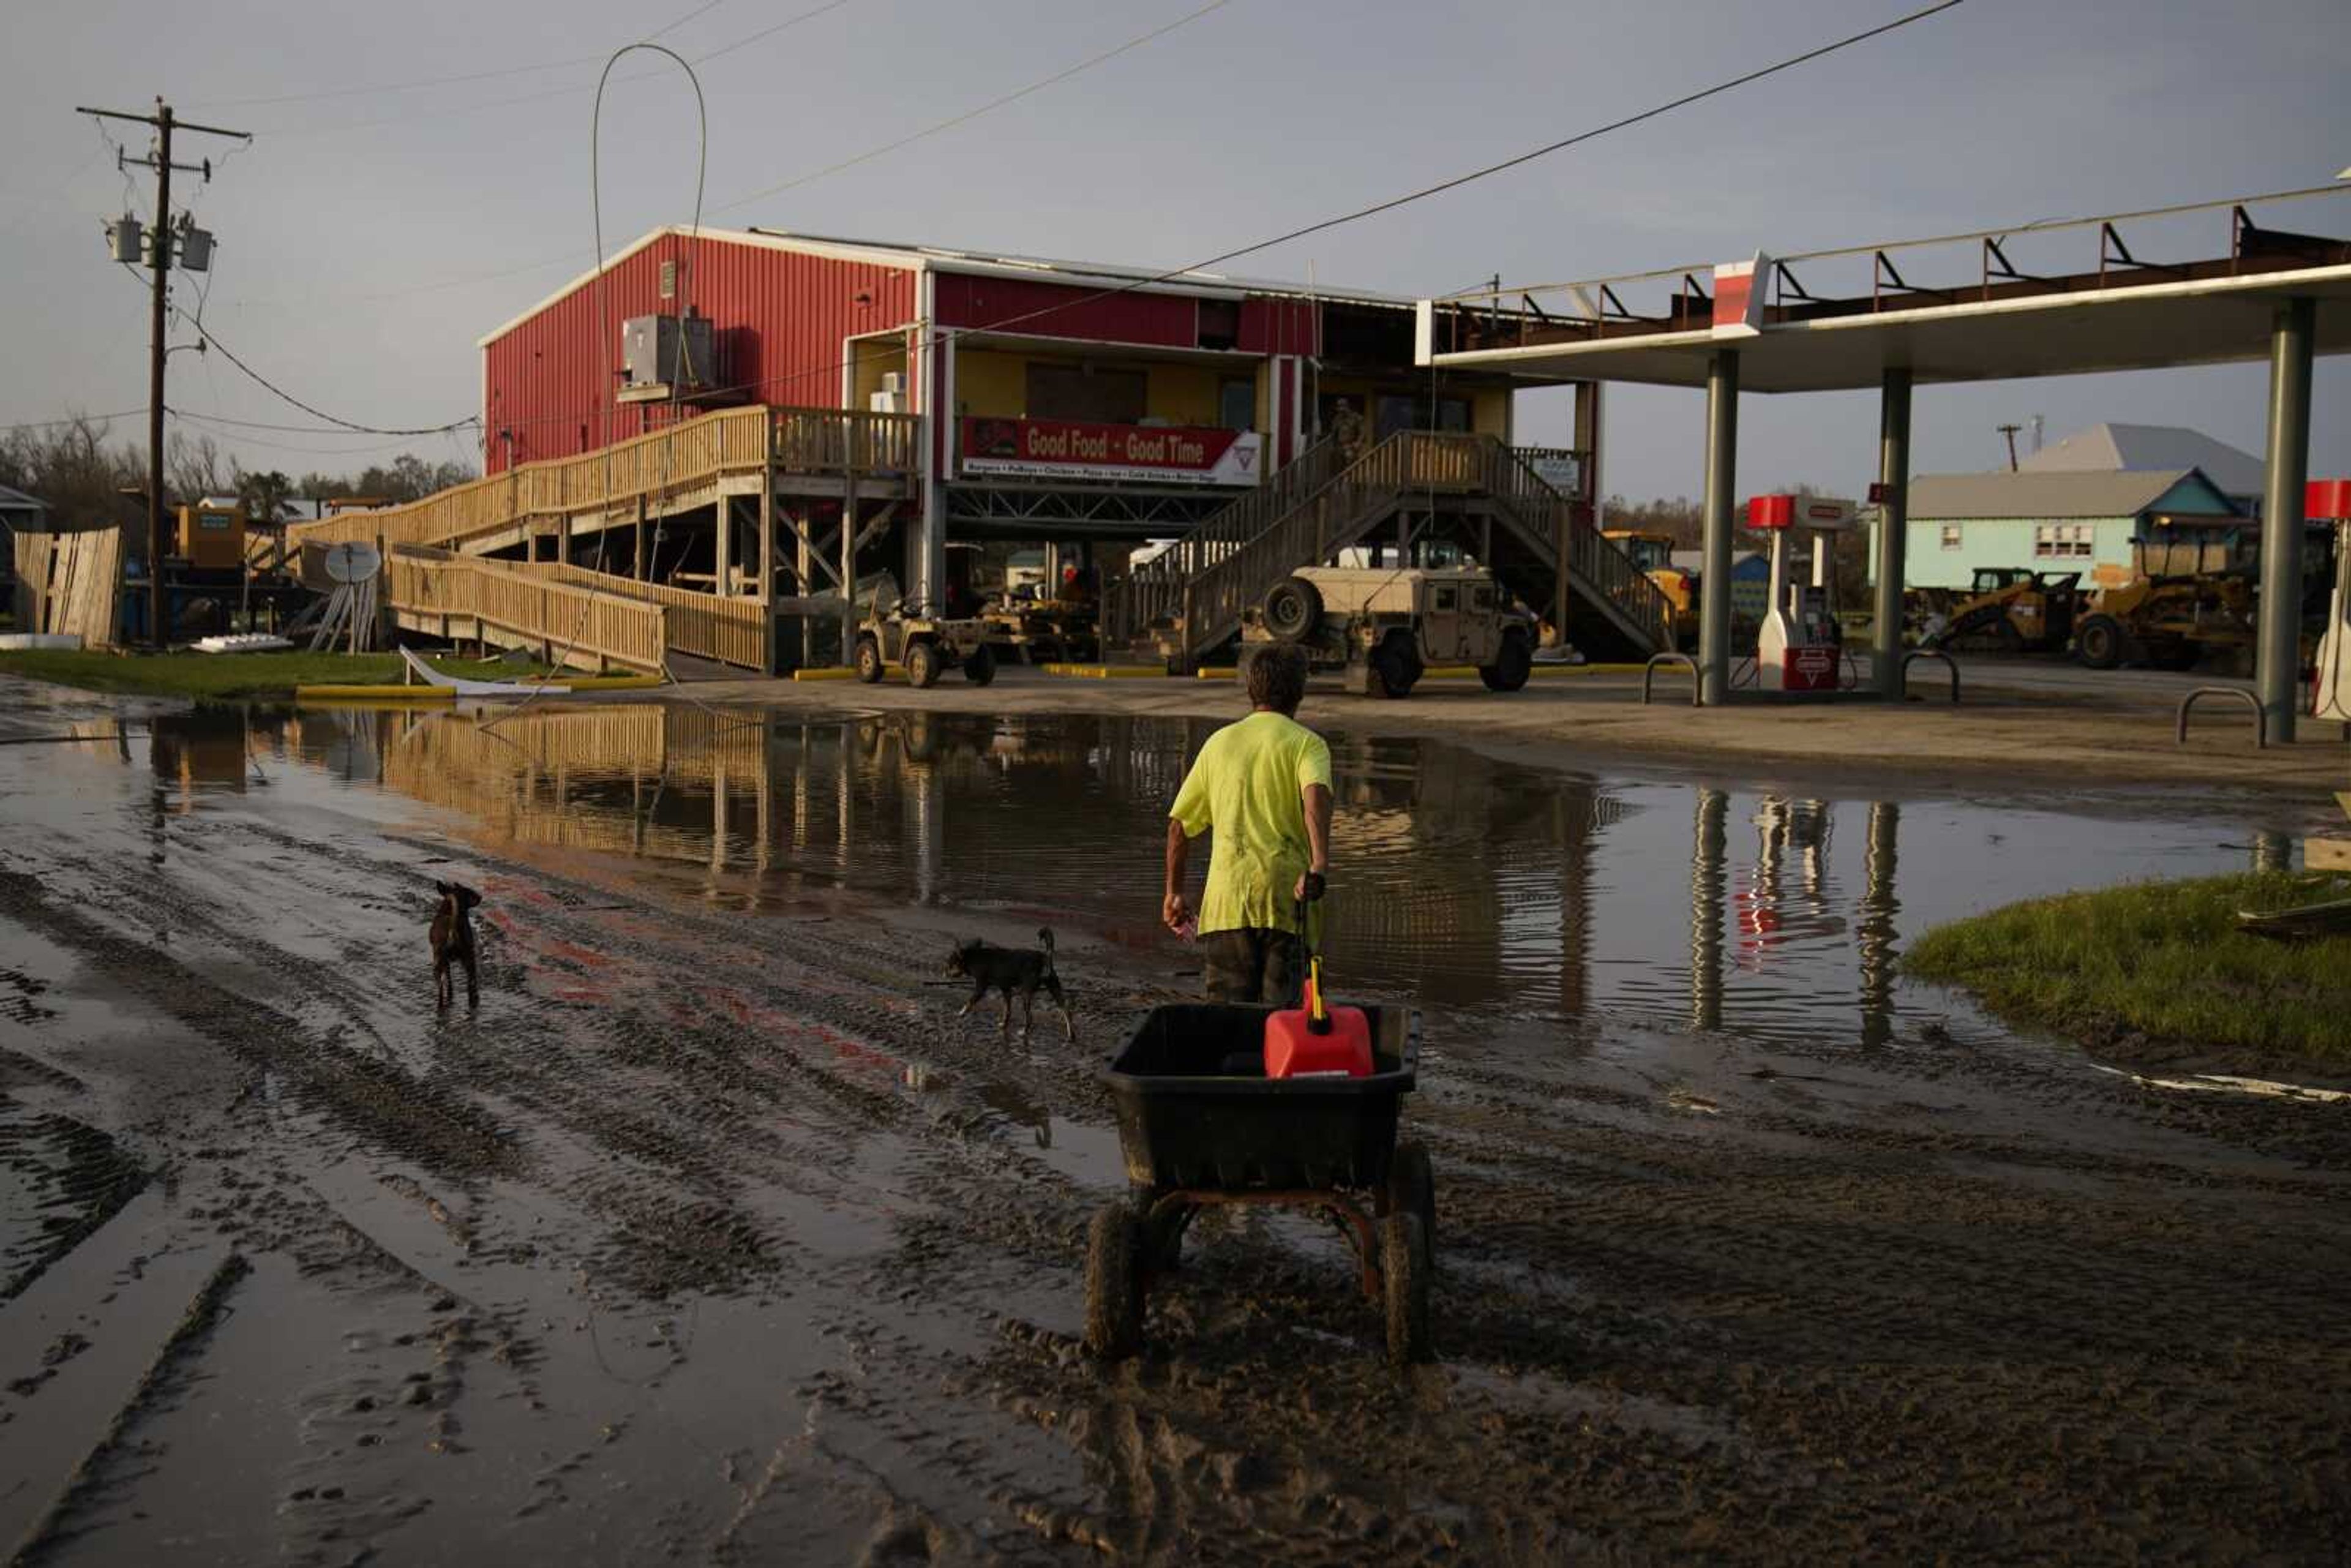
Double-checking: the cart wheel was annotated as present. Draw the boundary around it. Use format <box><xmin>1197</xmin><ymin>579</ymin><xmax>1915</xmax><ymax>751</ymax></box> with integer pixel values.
<box><xmin>1382</xmin><ymin>1211</ymin><xmax>1431</xmax><ymax>1365</ymax></box>
<box><xmin>964</xmin><ymin>643</ymin><xmax>997</xmax><ymax>685</ymax></box>
<box><xmin>1388</xmin><ymin>1142</ymin><xmax>1436</xmax><ymax>1260</ymax></box>
<box><xmin>1084</xmin><ymin>1203</ymin><xmax>1146</xmax><ymax>1360</ymax></box>
<box><xmin>854</xmin><ymin>635</ymin><xmax>884</xmax><ymax>683</ymax></box>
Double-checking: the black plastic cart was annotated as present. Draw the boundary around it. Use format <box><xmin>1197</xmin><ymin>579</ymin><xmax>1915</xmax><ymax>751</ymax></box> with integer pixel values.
<box><xmin>1084</xmin><ymin>1001</ymin><xmax>1435</xmax><ymax>1365</ymax></box>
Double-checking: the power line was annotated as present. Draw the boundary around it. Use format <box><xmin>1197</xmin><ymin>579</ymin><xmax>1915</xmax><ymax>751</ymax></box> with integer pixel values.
<box><xmin>711</xmin><ymin>0</ymin><xmax>1232</xmax><ymax>212</ymax></box>
<box><xmin>216</xmin><ymin>0</ymin><xmax>854</xmax><ymax>137</ymax></box>
<box><xmin>0</xmin><ymin>409</ymin><xmax>147</xmax><ymax>435</ymax></box>
<box><xmin>213</xmin><ymin>1</ymin><xmax>1967</xmax><ymax>456</ymax></box>
<box><xmin>163</xmin><ymin>406</ymin><xmax>474</xmax><ymax>437</ymax></box>
<box><xmin>217</xmin><ymin>0</ymin><xmax>1211</xmax><ymax>307</ymax></box>
<box><xmin>167</xmin><ymin>407</ymin><xmax>443</xmax><ymax>457</ymax></box>
<box><xmin>1178</xmin><ymin>0</ymin><xmax>1970</xmax><ymax>281</ymax></box>
<box><xmin>499</xmin><ymin>0</ymin><xmax>1978</xmax><ymax>438</ymax></box>
<box><xmin>184</xmin><ymin>0</ymin><xmax>735</xmax><ymax>110</ymax></box>
<box><xmin>180</xmin><ymin>312</ymin><xmax>478</xmax><ymax>435</ymax></box>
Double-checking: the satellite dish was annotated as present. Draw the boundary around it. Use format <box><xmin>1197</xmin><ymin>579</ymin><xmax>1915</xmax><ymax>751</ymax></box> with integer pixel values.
<box><xmin>323</xmin><ymin>542</ymin><xmax>382</xmax><ymax>583</ymax></box>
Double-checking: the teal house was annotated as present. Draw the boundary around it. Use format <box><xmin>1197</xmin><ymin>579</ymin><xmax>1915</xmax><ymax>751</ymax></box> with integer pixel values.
<box><xmin>1883</xmin><ymin>466</ymin><xmax>2240</xmax><ymax>592</ymax></box>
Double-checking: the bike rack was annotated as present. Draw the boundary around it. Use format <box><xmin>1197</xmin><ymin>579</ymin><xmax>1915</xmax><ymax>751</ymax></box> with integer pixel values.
<box><xmin>1900</xmin><ymin>650</ymin><xmax>1961</xmax><ymax>704</ymax></box>
<box><xmin>1641</xmin><ymin>651</ymin><xmax>1701</xmax><ymax>707</ymax></box>
<box><xmin>2175</xmin><ymin>686</ymin><xmax>2266</xmax><ymax>749</ymax></box>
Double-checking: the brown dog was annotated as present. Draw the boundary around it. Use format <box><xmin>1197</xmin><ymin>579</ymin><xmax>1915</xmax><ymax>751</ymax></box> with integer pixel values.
<box><xmin>430</xmin><ymin>882</ymin><xmax>482</xmax><ymax>1009</ymax></box>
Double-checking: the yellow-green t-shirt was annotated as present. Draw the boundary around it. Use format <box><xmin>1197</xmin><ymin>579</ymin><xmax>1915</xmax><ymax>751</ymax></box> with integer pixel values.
<box><xmin>1169</xmin><ymin>711</ymin><xmax>1332</xmax><ymax>935</ymax></box>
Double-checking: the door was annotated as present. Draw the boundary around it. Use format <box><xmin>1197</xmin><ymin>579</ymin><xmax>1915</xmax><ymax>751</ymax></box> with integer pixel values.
<box><xmin>1421</xmin><ymin>581</ymin><xmax>1466</xmax><ymax>662</ymax></box>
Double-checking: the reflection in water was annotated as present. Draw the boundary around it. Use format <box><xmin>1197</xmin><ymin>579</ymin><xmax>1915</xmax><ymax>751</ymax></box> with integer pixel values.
<box><xmin>2252</xmin><ymin>830</ymin><xmax>2292</xmax><ymax>874</ymax></box>
<box><xmin>91</xmin><ymin>702</ymin><xmax>2285</xmax><ymax>1048</ymax></box>
<box><xmin>1858</xmin><ymin>803</ymin><xmax>1902</xmax><ymax>1048</ymax></box>
<box><xmin>1690</xmin><ymin>789</ymin><xmax>1727</xmax><ymax>1032</ymax></box>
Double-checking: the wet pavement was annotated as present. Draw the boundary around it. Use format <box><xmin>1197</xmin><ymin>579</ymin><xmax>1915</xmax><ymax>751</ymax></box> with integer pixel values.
<box><xmin>0</xmin><ymin>680</ymin><xmax>2345</xmax><ymax>1564</ymax></box>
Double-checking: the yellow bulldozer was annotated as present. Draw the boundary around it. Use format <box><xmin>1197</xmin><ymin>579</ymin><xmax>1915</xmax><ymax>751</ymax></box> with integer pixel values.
<box><xmin>1602</xmin><ymin>529</ymin><xmax>1698</xmax><ymax>647</ymax></box>
<box><xmin>1916</xmin><ymin>568</ymin><xmax>2083</xmax><ymax>655</ymax></box>
<box><xmin>2072</xmin><ymin>517</ymin><xmax>2270</xmax><ymax>672</ymax></box>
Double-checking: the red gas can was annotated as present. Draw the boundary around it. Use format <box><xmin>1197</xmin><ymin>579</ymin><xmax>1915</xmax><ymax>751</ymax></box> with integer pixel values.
<box><xmin>1264</xmin><ymin>964</ymin><xmax>1373</xmax><ymax>1079</ymax></box>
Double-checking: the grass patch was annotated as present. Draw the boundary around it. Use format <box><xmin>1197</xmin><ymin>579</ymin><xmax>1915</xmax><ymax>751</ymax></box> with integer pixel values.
<box><xmin>0</xmin><ymin>648</ymin><xmax>552</xmax><ymax>700</ymax></box>
<box><xmin>1903</xmin><ymin>871</ymin><xmax>2351</xmax><ymax>1067</ymax></box>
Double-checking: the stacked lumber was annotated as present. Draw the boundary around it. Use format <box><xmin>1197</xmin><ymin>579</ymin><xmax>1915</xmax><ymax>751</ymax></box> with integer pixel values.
<box><xmin>10</xmin><ymin>526</ymin><xmax>121</xmax><ymax>648</ymax></box>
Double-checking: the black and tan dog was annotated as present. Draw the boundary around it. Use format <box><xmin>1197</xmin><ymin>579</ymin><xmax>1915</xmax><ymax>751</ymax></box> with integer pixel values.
<box><xmin>430</xmin><ymin>881</ymin><xmax>482</xmax><ymax>1009</ymax></box>
<box><xmin>947</xmin><ymin>926</ymin><xmax>1074</xmax><ymax>1041</ymax></box>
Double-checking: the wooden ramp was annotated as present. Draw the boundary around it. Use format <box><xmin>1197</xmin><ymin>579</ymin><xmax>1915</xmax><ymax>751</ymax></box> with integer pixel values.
<box><xmin>289</xmin><ymin>405</ymin><xmax>916</xmax><ymax>559</ymax></box>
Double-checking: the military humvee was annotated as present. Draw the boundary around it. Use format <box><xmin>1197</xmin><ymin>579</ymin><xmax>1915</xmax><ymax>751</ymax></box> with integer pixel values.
<box><xmin>1238</xmin><ymin>566</ymin><xmax>1535</xmax><ymax>698</ymax></box>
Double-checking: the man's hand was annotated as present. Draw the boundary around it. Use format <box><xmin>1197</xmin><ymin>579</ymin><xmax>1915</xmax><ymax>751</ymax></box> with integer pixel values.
<box><xmin>1163</xmin><ymin>891</ymin><xmax>1193</xmax><ymax>934</ymax></box>
<box><xmin>1293</xmin><ymin>870</ymin><xmax>1327</xmax><ymax>902</ymax></box>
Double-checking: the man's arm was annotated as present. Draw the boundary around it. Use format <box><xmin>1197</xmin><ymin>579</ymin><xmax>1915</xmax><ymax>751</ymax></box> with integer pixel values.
<box><xmin>1295</xmin><ymin>782</ymin><xmax>1333</xmax><ymax>900</ymax></box>
<box><xmin>1163</xmin><ymin>817</ymin><xmax>1194</xmax><ymax>932</ymax></box>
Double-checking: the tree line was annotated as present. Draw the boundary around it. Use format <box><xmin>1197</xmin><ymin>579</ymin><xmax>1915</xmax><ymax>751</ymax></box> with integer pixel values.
<box><xmin>1</xmin><ymin>411</ymin><xmax>477</xmax><ymax>541</ymax></box>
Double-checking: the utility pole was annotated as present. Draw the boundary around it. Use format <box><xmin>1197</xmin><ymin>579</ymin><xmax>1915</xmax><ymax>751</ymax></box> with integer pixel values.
<box><xmin>1996</xmin><ymin>422</ymin><xmax>2023</xmax><ymax>472</ymax></box>
<box><xmin>78</xmin><ymin>99</ymin><xmax>249</xmax><ymax>648</ymax></box>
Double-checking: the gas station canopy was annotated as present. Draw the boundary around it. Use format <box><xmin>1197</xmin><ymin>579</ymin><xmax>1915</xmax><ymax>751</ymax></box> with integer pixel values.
<box><xmin>1416</xmin><ymin>186</ymin><xmax>2351</xmax><ymax>392</ymax></box>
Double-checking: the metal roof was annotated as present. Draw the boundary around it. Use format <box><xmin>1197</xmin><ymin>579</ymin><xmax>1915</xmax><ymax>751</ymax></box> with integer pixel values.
<box><xmin>1418</xmin><ymin>186</ymin><xmax>2351</xmax><ymax>392</ymax></box>
<box><xmin>743</xmin><ymin>228</ymin><xmax>1418</xmax><ymax>308</ymax></box>
<box><xmin>1904</xmin><ymin>468</ymin><xmax>2235</xmax><ymax>521</ymax></box>
<box><xmin>2017</xmin><ymin>422</ymin><xmax>2267</xmax><ymax>497</ymax></box>
<box><xmin>484</xmin><ymin>224</ymin><xmax>1412</xmax><ymax>347</ymax></box>
<box><xmin>0</xmin><ymin>483</ymin><xmax>50</xmax><ymax>519</ymax></box>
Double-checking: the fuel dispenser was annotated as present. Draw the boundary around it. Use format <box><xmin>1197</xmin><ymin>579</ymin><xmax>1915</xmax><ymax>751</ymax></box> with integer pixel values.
<box><xmin>1746</xmin><ymin>493</ymin><xmax>1858</xmax><ymax>692</ymax></box>
<box><xmin>2311</xmin><ymin>478</ymin><xmax>2351</xmax><ymax>724</ymax></box>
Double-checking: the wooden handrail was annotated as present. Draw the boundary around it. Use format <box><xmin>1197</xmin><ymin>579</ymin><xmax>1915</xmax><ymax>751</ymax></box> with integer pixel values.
<box><xmin>524</xmin><ymin>561</ymin><xmax>768</xmax><ymax>670</ymax></box>
<box><xmin>1109</xmin><ymin>429</ymin><xmax>1674</xmax><ymax>667</ymax></box>
<box><xmin>388</xmin><ymin>554</ymin><xmax>669</xmax><ymax>672</ymax></box>
<box><xmin>290</xmin><ymin>403</ymin><xmax>919</xmax><ymax>557</ymax></box>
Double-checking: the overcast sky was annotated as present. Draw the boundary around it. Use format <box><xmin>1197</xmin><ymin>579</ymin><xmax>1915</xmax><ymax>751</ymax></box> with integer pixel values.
<box><xmin>3</xmin><ymin>0</ymin><xmax>2345</xmax><ymax>498</ymax></box>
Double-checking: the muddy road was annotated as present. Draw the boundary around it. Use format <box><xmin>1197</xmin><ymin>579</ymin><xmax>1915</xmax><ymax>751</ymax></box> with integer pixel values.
<box><xmin>0</xmin><ymin>681</ymin><xmax>2345</xmax><ymax>1565</ymax></box>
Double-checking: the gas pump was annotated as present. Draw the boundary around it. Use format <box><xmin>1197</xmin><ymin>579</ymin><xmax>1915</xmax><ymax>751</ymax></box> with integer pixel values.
<box><xmin>2311</xmin><ymin>478</ymin><xmax>2351</xmax><ymax>724</ymax></box>
<box><xmin>1747</xmin><ymin>493</ymin><xmax>1858</xmax><ymax>692</ymax></box>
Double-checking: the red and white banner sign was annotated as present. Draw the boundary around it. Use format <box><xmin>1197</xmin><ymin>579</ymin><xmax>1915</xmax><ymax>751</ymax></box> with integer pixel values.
<box><xmin>959</xmin><ymin>418</ymin><xmax>1262</xmax><ymax>486</ymax></box>
<box><xmin>1712</xmin><ymin>251</ymin><xmax>1771</xmax><ymax>337</ymax></box>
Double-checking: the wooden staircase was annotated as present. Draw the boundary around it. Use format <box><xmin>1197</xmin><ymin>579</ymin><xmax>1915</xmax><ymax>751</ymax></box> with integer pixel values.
<box><xmin>1105</xmin><ymin>431</ymin><xmax>1673</xmax><ymax>670</ymax></box>
<box><xmin>294</xmin><ymin>404</ymin><xmax>917</xmax><ymax>673</ymax></box>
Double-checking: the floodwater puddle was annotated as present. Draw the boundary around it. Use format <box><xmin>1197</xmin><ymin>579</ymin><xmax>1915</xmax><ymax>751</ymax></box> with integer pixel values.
<box><xmin>6</xmin><ymin>688</ymin><xmax>2350</xmax><ymax>1562</ymax></box>
<box><xmin>206</xmin><ymin>701</ymin><xmax>2310</xmax><ymax>1054</ymax></box>
<box><xmin>1</xmin><ymin>697</ymin><xmax>2318</xmax><ymax>1075</ymax></box>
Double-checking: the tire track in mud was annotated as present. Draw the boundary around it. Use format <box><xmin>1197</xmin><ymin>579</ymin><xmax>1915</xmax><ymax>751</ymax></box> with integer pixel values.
<box><xmin>7</xmin><ymin>716</ymin><xmax>2350</xmax><ymax>1562</ymax></box>
<box><xmin>443</xmin><ymin>848</ymin><xmax>2351</xmax><ymax>1564</ymax></box>
<box><xmin>0</xmin><ymin>872</ymin><xmax>515</xmax><ymax>1184</ymax></box>
<box><xmin>9</xmin><ymin>1251</ymin><xmax>250</xmax><ymax>1567</ymax></box>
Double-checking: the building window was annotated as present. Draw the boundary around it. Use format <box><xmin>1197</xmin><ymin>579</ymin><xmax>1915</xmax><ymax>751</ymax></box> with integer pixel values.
<box><xmin>2034</xmin><ymin>522</ymin><xmax>2095</xmax><ymax>559</ymax></box>
<box><xmin>1218</xmin><ymin>378</ymin><xmax>1255</xmax><ymax>432</ymax></box>
<box><xmin>1025</xmin><ymin>362</ymin><xmax>1146</xmax><ymax>424</ymax></box>
<box><xmin>1197</xmin><ymin>299</ymin><xmax>1240</xmax><ymax>351</ymax></box>
<box><xmin>1940</xmin><ymin>523</ymin><xmax>1963</xmax><ymax>550</ymax></box>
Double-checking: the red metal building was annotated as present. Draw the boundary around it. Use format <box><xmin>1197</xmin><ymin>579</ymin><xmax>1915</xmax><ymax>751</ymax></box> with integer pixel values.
<box><xmin>478</xmin><ymin>226</ymin><xmax>1555</xmax><ymax>601</ymax></box>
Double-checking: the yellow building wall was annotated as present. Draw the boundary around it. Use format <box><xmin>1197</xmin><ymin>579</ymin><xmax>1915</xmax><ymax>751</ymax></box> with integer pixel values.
<box><xmin>952</xmin><ymin>348</ymin><xmax>1026</xmax><ymax>418</ymax></box>
<box><xmin>1147</xmin><ymin>362</ymin><xmax>1223</xmax><ymax>426</ymax></box>
<box><xmin>951</xmin><ymin>348</ymin><xmax>1238</xmax><ymax>428</ymax></box>
<box><xmin>847</xmin><ymin>336</ymin><xmax>908</xmax><ymax>411</ymax></box>
<box><xmin>1316</xmin><ymin>377</ymin><xmax>1511</xmax><ymax>440</ymax></box>
<box><xmin>1473</xmin><ymin>388</ymin><xmax>1510</xmax><ymax>440</ymax></box>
